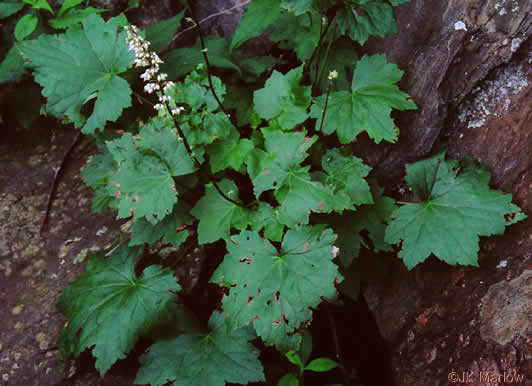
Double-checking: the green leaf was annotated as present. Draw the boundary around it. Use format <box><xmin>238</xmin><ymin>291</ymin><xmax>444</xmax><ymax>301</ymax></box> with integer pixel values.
<box><xmin>281</xmin><ymin>0</ymin><xmax>312</xmax><ymax>15</ymax></box>
<box><xmin>239</xmin><ymin>55</ymin><xmax>280</xmax><ymax>78</ymax></box>
<box><xmin>304</xmin><ymin>357</ymin><xmax>338</xmax><ymax>372</ymax></box>
<box><xmin>211</xmin><ymin>226</ymin><xmax>343</xmax><ymax>352</ymax></box>
<box><xmin>206</xmin><ymin>126</ymin><xmax>253</xmax><ymax>173</ymax></box>
<box><xmin>81</xmin><ymin>145</ymin><xmax>118</xmax><ymax>211</ymax></box>
<box><xmin>129</xmin><ymin>205</ymin><xmax>191</xmax><ymax>247</ymax></box>
<box><xmin>269</xmin><ymin>12</ymin><xmax>321</xmax><ymax>61</ymax></box>
<box><xmin>135</xmin><ymin>311</ymin><xmax>265</xmax><ymax>386</ymax></box>
<box><xmin>248</xmin><ymin>202</ymin><xmax>285</xmax><ymax>242</ymax></box>
<box><xmin>335</xmin><ymin>0</ymin><xmax>396</xmax><ymax>45</ymax></box>
<box><xmin>385</xmin><ymin>151</ymin><xmax>527</xmax><ymax>269</ymax></box>
<box><xmin>82</xmin><ymin>146</ymin><xmax>116</xmax><ymax>188</ymax></box>
<box><xmin>254</xmin><ymin>66</ymin><xmax>311</xmax><ymax>130</ymax></box>
<box><xmin>247</xmin><ymin>128</ymin><xmax>351</xmax><ymax>227</ymax></box>
<box><xmin>322</xmin><ymin>148</ymin><xmax>373</xmax><ymax>206</ymax></box>
<box><xmin>224</xmin><ymin>83</ymin><xmax>255</xmax><ymax>127</ymax></box>
<box><xmin>144</xmin><ymin>11</ymin><xmax>184</xmax><ymax>52</ymax></box>
<box><xmin>389</xmin><ymin>0</ymin><xmax>411</xmax><ymax>5</ymax></box>
<box><xmin>0</xmin><ymin>44</ymin><xmax>25</xmax><ymax>84</ymax></box>
<box><xmin>57</xmin><ymin>245</ymin><xmax>180</xmax><ymax>375</ymax></box>
<box><xmin>49</xmin><ymin>7</ymin><xmax>105</xmax><ymax>29</ymax></box>
<box><xmin>136</xmin><ymin>118</ymin><xmax>197</xmax><ymax>177</ymax></box>
<box><xmin>322</xmin><ymin>179</ymin><xmax>395</xmax><ymax>267</ymax></box>
<box><xmin>20</xmin><ymin>13</ymin><xmax>133</xmax><ymax>133</ymax></box>
<box><xmin>21</xmin><ymin>0</ymin><xmax>53</xmax><ymax>13</ymax></box>
<box><xmin>191</xmin><ymin>179</ymin><xmax>250</xmax><ymax>244</ymax></box>
<box><xmin>15</xmin><ymin>14</ymin><xmax>38</xmax><ymax>41</ymax></box>
<box><xmin>162</xmin><ymin>36</ymin><xmax>240</xmax><ymax>79</ymax></box>
<box><xmin>113</xmin><ymin>155</ymin><xmax>179</xmax><ymax>224</ymax></box>
<box><xmin>278</xmin><ymin>373</ymin><xmax>300</xmax><ymax>386</ymax></box>
<box><xmin>56</xmin><ymin>0</ymin><xmax>83</xmax><ymax>17</ymax></box>
<box><xmin>0</xmin><ymin>1</ymin><xmax>24</xmax><ymax>18</ymax></box>
<box><xmin>167</xmin><ymin>69</ymin><xmax>227</xmax><ymax>113</ymax></box>
<box><xmin>231</xmin><ymin>0</ymin><xmax>283</xmax><ymax>50</ymax></box>
<box><xmin>276</xmin><ymin>168</ymin><xmax>351</xmax><ymax>227</ymax></box>
<box><xmin>285</xmin><ymin>351</ymin><xmax>304</xmax><ymax>368</ymax></box>
<box><xmin>105</xmin><ymin>120</ymin><xmax>196</xmax><ymax>223</ymax></box>
<box><xmin>311</xmin><ymin>54</ymin><xmax>416</xmax><ymax>144</ymax></box>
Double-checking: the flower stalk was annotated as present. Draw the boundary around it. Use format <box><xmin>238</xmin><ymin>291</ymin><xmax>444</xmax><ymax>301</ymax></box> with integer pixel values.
<box><xmin>319</xmin><ymin>70</ymin><xmax>338</xmax><ymax>133</ymax></box>
<box><xmin>124</xmin><ymin>24</ymin><xmax>248</xmax><ymax>209</ymax></box>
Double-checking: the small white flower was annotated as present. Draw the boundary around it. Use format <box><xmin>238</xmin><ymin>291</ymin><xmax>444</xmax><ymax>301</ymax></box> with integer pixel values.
<box><xmin>150</xmin><ymin>53</ymin><xmax>163</xmax><ymax>64</ymax></box>
<box><xmin>171</xmin><ymin>106</ymin><xmax>185</xmax><ymax>115</ymax></box>
<box><xmin>328</xmin><ymin>70</ymin><xmax>338</xmax><ymax>80</ymax></box>
<box><xmin>163</xmin><ymin>81</ymin><xmax>175</xmax><ymax>92</ymax></box>
<box><xmin>331</xmin><ymin>246</ymin><xmax>339</xmax><ymax>258</ymax></box>
<box><xmin>140</xmin><ymin>70</ymin><xmax>152</xmax><ymax>81</ymax></box>
<box><xmin>157</xmin><ymin>73</ymin><xmax>168</xmax><ymax>82</ymax></box>
<box><xmin>144</xmin><ymin>83</ymin><xmax>160</xmax><ymax>93</ymax></box>
<box><xmin>153</xmin><ymin>103</ymin><xmax>164</xmax><ymax>111</ymax></box>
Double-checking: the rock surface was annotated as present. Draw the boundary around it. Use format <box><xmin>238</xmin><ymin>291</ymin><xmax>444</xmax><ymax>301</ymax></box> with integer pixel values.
<box><xmin>354</xmin><ymin>0</ymin><xmax>532</xmax><ymax>184</ymax></box>
<box><xmin>190</xmin><ymin>0</ymin><xmax>248</xmax><ymax>37</ymax></box>
<box><xmin>0</xmin><ymin>125</ymin><xmax>127</xmax><ymax>385</ymax></box>
<box><xmin>362</xmin><ymin>39</ymin><xmax>531</xmax><ymax>386</ymax></box>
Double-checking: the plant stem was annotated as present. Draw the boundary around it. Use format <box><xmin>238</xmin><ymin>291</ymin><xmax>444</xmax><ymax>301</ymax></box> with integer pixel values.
<box><xmin>168</xmin><ymin>113</ymin><xmax>247</xmax><ymax>208</ymax></box>
<box><xmin>306</xmin><ymin>15</ymin><xmax>332</xmax><ymax>81</ymax></box>
<box><xmin>188</xmin><ymin>12</ymin><xmax>229</xmax><ymax>119</ymax></box>
<box><xmin>316</xmin><ymin>23</ymin><xmax>337</xmax><ymax>87</ymax></box>
<box><xmin>319</xmin><ymin>80</ymin><xmax>333</xmax><ymax>133</ymax></box>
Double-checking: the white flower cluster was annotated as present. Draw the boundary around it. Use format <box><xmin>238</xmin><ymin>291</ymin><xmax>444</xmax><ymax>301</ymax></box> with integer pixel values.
<box><xmin>124</xmin><ymin>25</ymin><xmax>183</xmax><ymax>116</ymax></box>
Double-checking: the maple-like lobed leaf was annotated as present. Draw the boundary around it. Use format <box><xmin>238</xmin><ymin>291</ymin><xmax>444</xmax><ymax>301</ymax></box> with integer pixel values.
<box><xmin>311</xmin><ymin>54</ymin><xmax>416</xmax><ymax>144</ymax></box>
<box><xmin>335</xmin><ymin>0</ymin><xmax>397</xmax><ymax>45</ymax></box>
<box><xmin>270</xmin><ymin>12</ymin><xmax>321</xmax><ymax>61</ymax></box>
<box><xmin>135</xmin><ymin>311</ymin><xmax>265</xmax><ymax>386</ymax></box>
<box><xmin>248</xmin><ymin>202</ymin><xmax>285</xmax><ymax>242</ymax></box>
<box><xmin>321</xmin><ymin>179</ymin><xmax>396</xmax><ymax>268</ymax></box>
<box><xmin>129</xmin><ymin>204</ymin><xmax>192</xmax><ymax>247</ymax></box>
<box><xmin>104</xmin><ymin>120</ymin><xmax>196</xmax><ymax>224</ymax></box>
<box><xmin>20</xmin><ymin>14</ymin><xmax>134</xmax><ymax>133</ymax></box>
<box><xmin>322</xmin><ymin>148</ymin><xmax>373</xmax><ymax>206</ymax></box>
<box><xmin>385</xmin><ymin>151</ymin><xmax>526</xmax><ymax>269</ymax></box>
<box><xmin>231</xmin><ymin>0</ymin><xmax>283</xmax><ymax>50</ymax></box>
<box><xmin>247</xmin><ymin>128</ymin><xmax>353</xmax><ymax>227</ymax></box>
<box><xmin>190</xmin><ymin>179</ymin><xmax>250</xmax><ymax>244</ymax></box>
<box><xmin>211</xmin><ymin>226</ymin><xmax>343</xmax><ymax>352</ymax></box>
<box><xmin>281</xmin><ymin>0</ymin><xmax>312</xmax><ymax>15</ymax></box>
<box><xmin>57</xmin><ymin>245</ymin><xmax>180</xmax><ymax>375</ymax></box>
<box><xmin>247</xmin><ymin>128</ymin><xmax>317</xmax><ymax>197</ymax></box>
<box><xmin>253</xmin><ymin>66</ymin><xmax>311</xmax><ymax>130</ymax></box>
